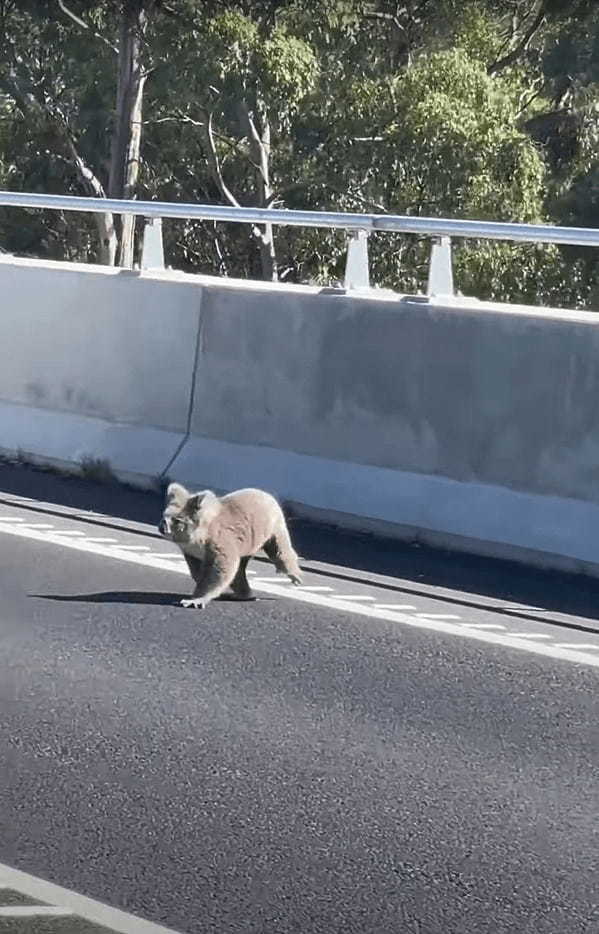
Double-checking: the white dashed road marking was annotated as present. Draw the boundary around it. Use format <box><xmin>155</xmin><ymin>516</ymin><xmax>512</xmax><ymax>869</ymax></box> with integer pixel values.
<box><xmin>117</xmin><ymin>545</ymin><xmax>152</xmax><ymax>551</ymax></box>
<box><xmin>374</xmin><ymin>604</ymin><xmax>417</xmax><ymax>611</ymax></box>
<box><xmin>330</xmin><ymin>594</ymin><xmax>376</xmax><ymax>602</ymax></box>
<box><xmin>554</xmin><ymin>643</ymin><xmax>599</xmax><ymax>650</ymax></box>
<box><xmin>462</xmin><ymin>623</ymin><xmax>506</xmax><ymax>630</ymax></box>
<box><xmin>510</xmin><ymin>633</ymin><xmax>552</xmax><ymax>639</ymax></box>
<box><xmin>296</xmin><ymin>585</ymin><xmax>334</xmax><ymax>592</ymax></box>
<box><xmin>0</xmin><ymin>507</ymin><xmax>598</xmax><ymax>669</ymax></box>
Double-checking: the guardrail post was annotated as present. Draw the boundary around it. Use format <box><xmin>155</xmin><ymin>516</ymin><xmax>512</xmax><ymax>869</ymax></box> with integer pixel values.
<box><xmin>427</xmin><ymin>236</ymin><xmax>454</xmax><ymax>298</ymax></box>
<box><xmin>141</xmin><ymin>217</ymin><xmax>165</xmax><ymax>270</ymax></box>
<box><xmin>344</xmin><ymin>229</ymin><xmax>370</xmax><ymax>290</ymax></box>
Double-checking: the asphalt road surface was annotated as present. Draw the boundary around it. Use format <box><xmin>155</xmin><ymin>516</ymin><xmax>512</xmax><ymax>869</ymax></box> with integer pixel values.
<box><xmin>0</xmin><ymin>464</ymin><xmax>597</xmax><ymax>934</ymax></box>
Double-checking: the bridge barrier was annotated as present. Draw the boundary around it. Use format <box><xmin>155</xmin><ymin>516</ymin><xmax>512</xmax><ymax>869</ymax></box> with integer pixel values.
<box><xmin>2</xmin><ymin>252</ymin><xmax>599</xmax><ymax>576</ymax></box>
<box><xmin>0</xmin><ymin>255</ymin><xmax>201</xmax><ymax>485</ymax></box>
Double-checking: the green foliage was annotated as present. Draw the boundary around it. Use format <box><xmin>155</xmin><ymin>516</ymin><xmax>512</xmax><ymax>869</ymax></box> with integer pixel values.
<box><xmin>0</xmin><ymin>0</ymin><xmax>598</xmax><ymax>306</ymax></box>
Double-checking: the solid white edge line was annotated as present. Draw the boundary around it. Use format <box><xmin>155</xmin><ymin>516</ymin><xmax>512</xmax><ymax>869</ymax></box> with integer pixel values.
<box><xmin>0</xmin><ymin>906</ymin><xmax>73</xmax><ymax>917</ymax></box>
<box><xmin>0</xmin><ymin>862</ymin><xmax>184</xmax><ymax>933</ymax></box>
<box><xmin>1</xmin><ymin>518</ymin><xmax>599</xmax><ymax>670</ymax></box>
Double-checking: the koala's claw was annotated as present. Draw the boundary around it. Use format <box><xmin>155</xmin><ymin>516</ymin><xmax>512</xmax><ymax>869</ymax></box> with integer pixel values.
<box><xmin>180</xmin><ymin>597</ymin><xmax>206</xmax><ymax>609</ymax></box>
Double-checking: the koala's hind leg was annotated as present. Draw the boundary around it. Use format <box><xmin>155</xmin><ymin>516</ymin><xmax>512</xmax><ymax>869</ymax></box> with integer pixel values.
<box><xmin>180</xmin><ymin>547</ymin><xmax>238</xmax><ymax>609</ymax></box>
<box><xmin>263</xmin><ymin>519</ymin><xmax>302</xmax><ymax>584</ymax></box>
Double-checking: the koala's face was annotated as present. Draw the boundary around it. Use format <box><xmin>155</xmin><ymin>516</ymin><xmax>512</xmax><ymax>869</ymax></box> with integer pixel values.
<box><xmin>159</xmin><ymin>504</ymin><xmax>193</xmax><ymax>544</ymax></box>
<box><xmin>158</xmin><ymin>483</ymin><xmax>209</xmax><ymax>545</ymax></box>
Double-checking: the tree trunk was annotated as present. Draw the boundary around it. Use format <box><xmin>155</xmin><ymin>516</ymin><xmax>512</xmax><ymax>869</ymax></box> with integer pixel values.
<box><xmin>240</xmin><ymin>99</ymin><xmax>278</xmax><ymax>282</ymax></box>
<box><xmin>65</xmin><ymin>135</ymin><xmax>117</xmax><ymax>263</ymax></box>
<box><xmin>254</xmin><ymin>105</ymin><xmax>278</xmax><ymax>282</ymax></box>
<box><xmin>109</xmin><ymin>0</ymin><xmax>151</xmax><ymax>267</ymax></box>
<box><xmin>94</xmin><ymin>212</ymin><xmax>119</xmax><ymax>265</ymax></box>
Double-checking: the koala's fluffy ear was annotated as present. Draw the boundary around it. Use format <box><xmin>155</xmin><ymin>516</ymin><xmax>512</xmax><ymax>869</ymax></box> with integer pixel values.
<box><xmin>186</xmin><ymin>490</ymin><xmax>219</xmax><ymax>518</ymax></box>
<box><xmin>166</xmin><ymin>482</ymin><xmax>189</xmax><ymax>505</ymax></box>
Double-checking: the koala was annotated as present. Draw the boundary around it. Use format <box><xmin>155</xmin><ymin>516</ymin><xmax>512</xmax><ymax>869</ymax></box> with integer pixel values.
<box><xmin>159</xmin><ymin>482</ymin><xmax>302</xmax><ymax>609</ymax></box>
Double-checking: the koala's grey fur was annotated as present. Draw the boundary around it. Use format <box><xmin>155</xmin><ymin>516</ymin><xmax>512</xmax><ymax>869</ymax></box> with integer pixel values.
<box><xmin>159</xmin><ymin>483</ymin><xmax>302</xmax><ymax>609</ymax></box>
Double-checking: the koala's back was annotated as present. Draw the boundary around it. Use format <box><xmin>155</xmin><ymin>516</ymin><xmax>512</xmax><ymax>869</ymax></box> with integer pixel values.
<box><xmin>216</xmin><ymin>488</ymin><xmax>284</xmax><ymax>555</ymax></box>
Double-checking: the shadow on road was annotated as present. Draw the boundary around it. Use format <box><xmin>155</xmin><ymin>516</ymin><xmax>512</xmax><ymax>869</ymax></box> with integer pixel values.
<box><xmin>30</xmin><ymin>590</ymin><xmax>184</xmax><ymax>606</ymax></box>
<box><xmin>29</xmin><ymin>591</ymin><xmax>272</xmax><ymax>606</ymax></box>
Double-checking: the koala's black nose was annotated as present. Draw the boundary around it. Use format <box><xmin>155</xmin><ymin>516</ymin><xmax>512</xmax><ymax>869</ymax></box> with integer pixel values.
<box><xmin>158</xmin><ymin>519</ymin><xmax>167</xmax><ymax>535</ymax></box>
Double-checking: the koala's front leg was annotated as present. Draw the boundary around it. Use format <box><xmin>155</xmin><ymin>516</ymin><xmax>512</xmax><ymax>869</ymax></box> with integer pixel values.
<box><xmin>183</xmin><ymin>552</ymin><xmax>204</xmax><ymax>586</ymax></box>
<box><xmin>180</xmin><ymin>548</ymin><xmax>238</xmax><ymax>609</ymax></box>
<box><xmin>227</xmin><ymin>556</ymin><xmax>256</xmax><ymax>600</ymax></box>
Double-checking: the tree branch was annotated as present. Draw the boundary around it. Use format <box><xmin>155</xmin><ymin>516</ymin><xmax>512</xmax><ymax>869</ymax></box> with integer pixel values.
<box><xmin>149</xmin><ymin>113</ymin><xmax>247</xmax><ymax>155</ymax></box>
<box><xmin>56</xmin><ymin>0</ymin><xmax>118</xmax><ymax>54</ymax></box>
<box><xmin>237</xmin><ymin>99</ymin><xmax>275</xmax><ymax>197</ymax></box>
<box><xmin>197</xmin><ymin>109</ymin><xmax>268</xmax><ymax>241</ymax></box>
<box><xmin>363</xmin><ymin>10</ymin><xmax>412</xmax><ymax>66</ymax></box>
<box><xmin>487</xmin><ymin>2</ymin><xmax>547</xmax><ymax>76</ymax></box>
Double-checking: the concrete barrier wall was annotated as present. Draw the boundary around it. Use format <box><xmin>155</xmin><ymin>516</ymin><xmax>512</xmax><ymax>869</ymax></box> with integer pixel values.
<box><xmin>172</xmin><ymin>280</ymin><xmax>599</xmax><ymax>574</ymax></box>
<box><xmin>0</xmin><ymin>256</ymin><xmax>202</xmax><ymax>483</ymax></box>
<box><xmin>2</xmin><ymin>253</ymin><xmax>599</xmax><ymax>575</ymax></box>
<box><xmin>179</xmin><ymin>283</ymin><xmax>599</xmax><ymax>503</ymax></box>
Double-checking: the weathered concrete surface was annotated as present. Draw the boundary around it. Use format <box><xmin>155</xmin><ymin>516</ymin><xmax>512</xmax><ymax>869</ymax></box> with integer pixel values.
<box><xmin>189</xmin><ymin>284</ymin><xmax>599</xmax><ymax>504</ymax></box>
<box><xmin>0</xmin><ymin>256</ymin><xmax>202</xmax><ymax>480</ymax></box>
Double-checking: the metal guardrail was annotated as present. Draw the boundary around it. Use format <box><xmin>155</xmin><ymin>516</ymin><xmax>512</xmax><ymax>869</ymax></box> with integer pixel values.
<box><xmin>1</xmin><ymin>189</ymin><xmax>598</xmax><ymax>297</ymax></box>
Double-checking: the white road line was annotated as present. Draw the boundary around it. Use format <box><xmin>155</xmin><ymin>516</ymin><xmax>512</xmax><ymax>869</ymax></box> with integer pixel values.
<box><xmin>1</xmin><ymin>518</ymin><xmax>599</xmax><ymax>670</ymax></box>
<box><xmin>0</xmin><ymin>906</ymin><xmax>73</xmax><ymax>917</ymax></box>
<box><xmin>53</xmin><ymin>530</ymin><xmax>86</xmax><ymax>537</ymax></box>
<box><xmin>374</xmin><ymin>604</ymin><xmax>417</xmax><ymax>611</ymax></box>
<box><xmin>329</xmin><ymin>594</ymin><xmax>376</xmax><ymax>601</ymax></box>
<box><xmin>0</xmin><ymin>516</ymin><xmax>22</xmax><ymax>521</ymax></box>
<box><xmin>461</xmin><ymin>623</ymin><xmax>506</xmax><ymax>630</ymax></box>
<box><xmin>416</xmin><ymin>613</ymin><xmax>461</xmax><ymax>620</ymax></box>
<box><xmin>510</xmin><ymin>633</ymin><xmax>551</xmax><ymax>639</ymax></box>
<box><xmin>115</xmin><ymin>545</ymin><xmax>152</xmax><ymax>552</ymax></box>
<box><xmin>296</xmin><ymin>585</ymin><xmax>334</xmax><ymax>592</ymax></box>
<box><xmin>554</xmin><ymin>643</ymin><xmax>599</xmax><ymax>650</ymax></box>
<box><xmin>0</xmin><ymin>861</ymin><xmax>184</xmax><ymax>933</ymax></box>
<box><xmin>85</xmin><ymin>537</ymin><xmax>119</xmax><ymax>543</ymax></box>
<box><xmin>19</xmin><ymin>523</ymin><xmax>55</xmax><ymax>529</ymax></box>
